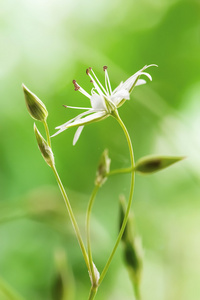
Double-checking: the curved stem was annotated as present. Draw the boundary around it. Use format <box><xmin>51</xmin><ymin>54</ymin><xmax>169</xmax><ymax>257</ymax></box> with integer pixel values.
<box><xmin>86</xmin><ymin>185</ymin><xmax>100</xmax><ymax>283</ymax></box>
<box><xmin>107</xmin><ymin>166</ymin><xmax>133</xmax><ymax>177</ymax></box>
<box><xmin>99</xmin><ymin>111</ymin><xmax>135</xmax><ymax>285</ymax></box>
<box><xmin>52</xmin><ymin>165</ymin><xmax>89</xmax><ymax>271</ymax></box>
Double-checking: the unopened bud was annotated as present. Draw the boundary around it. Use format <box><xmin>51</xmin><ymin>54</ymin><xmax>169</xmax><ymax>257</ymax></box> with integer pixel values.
<box><xmin>119</xmin><ymin>195</ymin><xmax>133</xmax><ymax>242</ymax></box>
<box><xmin>95</xmin><ymin>149</ymin><xmax>111</xmax><ymax>187</ymax></box>
<box><xmin>88</xmin><ymin>262</ymin><xmax>100</xmax><ymax>287</ymax></box>
<box><xmin>34</xmin><ymin>124</ymin><xmax>54</xmax><ymax>167</ymax></box>
<box><xmin>135</xmin><ymin>155</ymin><xmax>185</xmax><ymax>174</ymax></box>
<box><xmin>22</xmin><ymin>84</ymin><xmax>48</xmax><ymax>121</ymax></box>
<box><xmin>119</xmin><ymin>195</ymin><xmax>143</xmax><ymax>297</ymax></box>
<box><xmin>124</xmin><ymin>237</ymin><xmax>143</xmax><ymax>279</ymax></box>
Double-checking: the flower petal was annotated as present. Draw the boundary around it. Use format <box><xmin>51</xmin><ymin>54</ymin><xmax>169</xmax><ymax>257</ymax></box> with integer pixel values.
<box><xmin>111</xmin><ymin>89</ymin><xmax>130</xmax><ymax>106</ymax></box>
<box><xmin>113</xmin><ymin>64</ymin><xmax>156</xmax><ymax>94</ymax></box>
<box><xmin>55</xmin><ymin>109</ymin><xmax>95</xmax><ymax>130</ymax></box>
<box><xmin>52</xmin><ymin>111</ymin><xmax>107</xmax><ymax>137</ymax></box>
<box><xmin>90</xmin><ymin>93</ymin><xmax>106</xmax><ymax>110</ymax></box>
<box><xmin>135</xmin><ymin>79</ymin><xmax>146</xmax><ymax>86</ymax></box>
<box><xmin>73</xmin><ymin>126</ymin><xmax>84</xmax><ymax>145</ymax></box>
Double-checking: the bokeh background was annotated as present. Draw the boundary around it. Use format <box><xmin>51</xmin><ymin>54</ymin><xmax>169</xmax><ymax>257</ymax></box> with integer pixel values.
<box><xmin>0</xmin><ymin>0</ymin><xmax>200</xmax><ymax>299</ymax></box>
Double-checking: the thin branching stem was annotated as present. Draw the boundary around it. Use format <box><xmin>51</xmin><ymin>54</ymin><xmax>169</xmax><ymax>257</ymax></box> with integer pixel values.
<box><xmin>86</xmin><ymin>184</ymin><xmax>100</xmax><ymax>283</ymax></box>
<box><xmin>99</xmin><ymin>111</ymin><xmax>135</xmax><ymax>285</ymax></box>
<box><xmin>52</xmin><ymin>165</ymin><xmax>89</xmax><ymax>271</ymax></box>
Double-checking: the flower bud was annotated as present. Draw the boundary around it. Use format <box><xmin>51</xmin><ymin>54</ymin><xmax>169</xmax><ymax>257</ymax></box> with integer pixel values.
<box><xmin>119</xmin><ymin>195</ymin><xmax>143</xmax><ymax>298</ymax></box>
<box><xmin>88</xmin><ymin>262</ymin><xmax>100</xmax><ymax>287</ymax></box>
<box><xmin>135</xmin><ymin>155</ymin><xmax>185</xmax><ymax>174</ymax></box>
<box><xmin>34</xmin><ymin>124</ymin><xmax>54</xmax><ymax>167</ymax></box>
<box><xmin>95</xmin><ymin>149</ymin><xmax>111</xmax><ymax>187</ymax></box>
<box><xmin>22</xmin><ymin>84</ymin><xmax>48</xmax><ymax>121</ymax></box>
<box><xmin>119</xmin><ymin>195</ymin><xmax>132</xmax><ymax>242</ymax></box>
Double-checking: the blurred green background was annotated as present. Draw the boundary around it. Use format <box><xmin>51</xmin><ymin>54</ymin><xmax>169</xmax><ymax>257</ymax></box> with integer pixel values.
<box><xmin>0</xmin><ymin>0</ymin><xmax>200</xmax><ymax>299</ymax></box>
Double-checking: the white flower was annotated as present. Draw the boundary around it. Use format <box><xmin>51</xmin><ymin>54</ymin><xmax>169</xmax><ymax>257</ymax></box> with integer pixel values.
<box><xmin>53</xmin><ymin>65</ymin><xmax>156</xmax><ymax>145</ymax></box>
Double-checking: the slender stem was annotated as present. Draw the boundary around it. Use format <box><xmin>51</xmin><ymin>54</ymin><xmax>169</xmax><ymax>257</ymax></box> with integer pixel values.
<box><xmin>52</xmin><ymin>165</ymin><xmax>89</xmax><ymax>270</ymax></box>
<box><xmin>107</xmin><ymin>166</ymin><xmax>133</xmax><ymax>177</ymax></box>
<box><xmin>86</xmin><ymin>185</ymin><xmax>100</xmax><ymax>283</ymax></box>
<box><xmin>99</xmin><ymin>111</ymin><xmax>135</xmax><ymax>285</ymax></box>
<box><xmin>43</xmin><ymin>119</ymin><xmax>51</xmax><ymax>147</ymax></box>
<box><xmin>88</xmin><ymin>285</ymin><xmax>98</xmax><ymax>300</ymax></box>
<box><xmin>0</xmin><ymin>277</ymin><xmax>26</xmax><ymax>300</ymax></box>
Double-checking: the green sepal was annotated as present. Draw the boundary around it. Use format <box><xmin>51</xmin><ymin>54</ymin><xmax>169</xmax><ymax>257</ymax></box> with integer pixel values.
<box><xmin>95</xmin><ymin>149</ymin><xmax>111</xmax><ymax>187</ymax></box>
<box><xmin>135</xmin><ymin>155</ymin><xmax>185</xmax><ymax>174</ymax></box>
<box><xmin>23</xmin><ymin>84</ymin><xmax>48</xmax><ymax>121</ymax></box>
<box><xmin>34</xmin><ymin>123</ymin><xmax>54</xmax><ymax>167</ymax></box>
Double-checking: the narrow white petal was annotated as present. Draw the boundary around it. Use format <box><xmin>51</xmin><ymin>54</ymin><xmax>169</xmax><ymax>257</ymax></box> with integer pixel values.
<box><xmin>111</xmin><ymin>89</ymin><xmax>130</xmax><ymax>106</ymax></box>
<box><xmin>65</xmin><ymin>111</ymin><xmax>107</xmax><ymax>128</ymax></box>
<box><xmin>135</xmin><ymin>79</ymin><xmax>146</xmax><ymax>86</ymax></box>
<box><xmin>55</xmin><ymin>109</ymin><xmax>95</xmax><ymax>129</ymax></box>
<box><xmin>73</xmin><ymin>126</ymin><xmax>84</xmax><ymax>145</ymax></box>
<box><xmin>113</xmin><ymin>64</ymin><xmax>156</xmax><ymax>94</ymax></box>
<box><xmin>53</xmin><ymin>111</ymin><xmax>107</xmax><ymax>138</ymax></box>
<box><xmin>140</xmin><ymin>71</ymin><xmax>152</xmax><ymax>81</ymax></box>
<box><xmin>90</xmin><ymin>93</ymin><xmax>106</xmax><ymax>110</ymax></box>
<box><xmin>65</xmin><ymin>105</ymin><xmax>91</xmax><ymax>110</ymax></box>
<box><xmin>112</xmin><ymin>81</ymin><xmax>123</xmax><ymax>94</ymax></box>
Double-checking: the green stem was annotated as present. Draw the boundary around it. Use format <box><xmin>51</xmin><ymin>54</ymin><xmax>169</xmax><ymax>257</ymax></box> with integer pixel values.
<box><xmin>99</xmin><ymin>111</ymin><xmax>135</xmax><ymax>285</ymax></box>
<box><xmin>0</xmin><ymin>277</ymin><xmax>26</xmax><ymax>300</ymax></box>
<box><xmin>86</xmin><ymin>185</ymin><xmax>100</xmax><ymax>284</ymax></box>
<box><xmin>88</xmin><ymin>285</ymin><xmax>98</xmax><ymax>300</ymax></box>
<box><xmin>52</xmin><ymin>165</ymin><xmax>89</xmax><ymax>271</ymax></box>
<box><xmin>107</xmin><ymin>166</ymin><xmax>133</xmax><ymax>177</ymax></box>
<box><xmin>43</xmin><ymin>119</ymin><xmax>51</xmax><ymax>147</ymax></box>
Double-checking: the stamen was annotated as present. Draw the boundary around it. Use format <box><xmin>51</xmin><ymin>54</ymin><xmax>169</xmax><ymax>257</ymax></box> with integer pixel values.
<box><xmin>89</xmin><ymin>68</ymin><xmax>107</xmax><ymax>95</ymax></box>
<box><xmin>63</xmin><ymin>105</ymin><xmax>91</xmax><ymax>110</ymax></box>
<box><xmin>72</xmin><ymin>80</ymin><xmax>91</xmax><ymax>99</ymax></box>
<box><xmin>104</xmin><ymin>67</ymin><xmax>112</xmax><ymax>95</ymax></box>
<box><xmin>72</xmin><ymin>80</ymin><xmax>80</xmax><ymax>91</ymax></box>
<box><xmin>86</xmin><ymin>69</ymin><xmax>90</xmax><ymax>75</ymax></box>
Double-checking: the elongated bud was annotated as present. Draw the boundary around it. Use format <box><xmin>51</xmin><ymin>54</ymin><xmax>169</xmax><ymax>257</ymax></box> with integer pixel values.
<box><xmin>119</xmin><ymin>195</ymin><xmax>133</xmax><ymax>242</ymax></box>
<box><xmin>123</xmin><ymin>237</ymin><xmax>143</xmax><ymax>285</ymax></box>
<box><xmin>95</xmin><ymin>149</ymin><xmax>111</xmax><ymax>187</ymax></box>
<box><xmin>119</xmin><ymin>195</ymin><xmax>143</xmax><ymax>298</ymax></box>
<box><xmin>34</xmin><ymin>124</ymin><xmax>54</xmax><ymax>167</ymax></box>
<box><xmin>88</xmin><ymin>262</ymin><xmax>100</xmax><ymax>287</ymax></box>
<box><xmin>22</xmin><ymin>84</ymin><xmax>48</xmax><ymax>121</ymax></box>
<box><xmin>135</xmin><ymin>155</ymin><xmax>185</xmax><ymax>174</ymax></box>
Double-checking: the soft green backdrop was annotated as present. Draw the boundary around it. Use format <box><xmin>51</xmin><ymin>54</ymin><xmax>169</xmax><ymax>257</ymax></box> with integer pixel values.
<box><xmin>0</xmin><ymin>0</ymin><xmax>200</xmax><ymax>299</ymax></box>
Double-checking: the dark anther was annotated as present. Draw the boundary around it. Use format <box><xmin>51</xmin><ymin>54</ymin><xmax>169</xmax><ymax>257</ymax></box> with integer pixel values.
<box><xmin>72</xmin><ymin>80</ymin><xmax>80</xmax><ymax>91</ymax></box>
<box><xmin>103</xmin><ymin>66</ymin><xmax>108</xmax><ymax>71</ymax></box>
